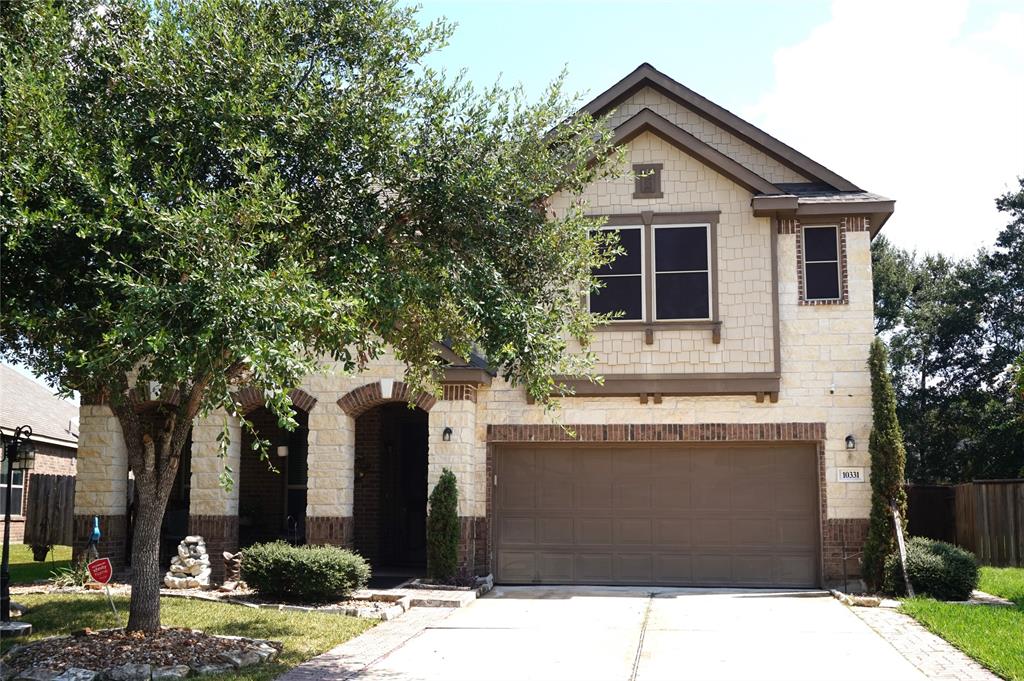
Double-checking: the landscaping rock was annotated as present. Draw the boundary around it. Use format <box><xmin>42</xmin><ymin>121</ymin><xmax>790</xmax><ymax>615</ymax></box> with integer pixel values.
<box><xmin>104</xmin><ymin>664</ymin><xmax>152</xmax><ymax>681</ymax></box>
<box><xmin>10</xmin><ymin>601</ymin><xmax>29</xmax><ymax>617</ymax></box>
<box><xmin>218</xmin><ymin>649</ymin><xmax>262</xmax><ymax>669</ymax></box>
<box><xmin>150</xmin><ymin>667</ymin><xmax>190</xmax><ymax>681</ymax></box>
<box><xmin>14</xmin><ymin>668</ymin><xmax>60</xmax><ymax>681</ymax></box>
<box><xmin>187</xmin><ymin>664</ymin><xmax>232</xmax><ymax>677</ymax></box>
<box><xmin>53</xmin><ymin>669</ymin><xmax>99</xmax><ymax>681</ymax></box>
<box><xmin>164</xmin><ymin>538</ymin><xmax>210</xmax><ymax>590</ymax></box>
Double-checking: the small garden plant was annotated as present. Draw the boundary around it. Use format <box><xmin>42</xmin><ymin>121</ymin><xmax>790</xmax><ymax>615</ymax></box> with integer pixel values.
<box><xmin>427</xmin><ymin>468</ymin><xmax>460</xmax><ymax>583</ymax></box>
<box><xmin>883</xmin><ymin>536</ymin><xmax>979</xmax><ymax>601</ymax></box>
<box><xmin>242</xmin><ymin>542</ymin><xmax>370</xmax><ymax>602</ymax></box>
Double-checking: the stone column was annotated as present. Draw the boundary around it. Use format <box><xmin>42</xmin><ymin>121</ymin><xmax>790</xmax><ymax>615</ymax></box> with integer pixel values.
<box><xmin>304</xmin><ymin>396</ymin><xmax>355</xmax><ymax>547</ymax></box>
<box><xmin>428</xmin><ymin>386</ymin><xmax>487</xmax><ymax>575</ymax></box>
<box><xmin>72</xmin><ymin>404</ymin><xmax>130</xmax><ymax>567</ymax></box>
<box><xmin>188</xmin><ymin>411</ymin><xmax>240</xmax><ymax>582</ymax></box>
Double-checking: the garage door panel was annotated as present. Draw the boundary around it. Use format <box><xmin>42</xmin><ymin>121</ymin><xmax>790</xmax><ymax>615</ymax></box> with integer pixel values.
<box><xmin>538</xmin><ymin>517</ymin><xmax>573</xmax><ymax>544</ymax></box>
<box><xmin>615</xmin><ymin>518</ymin><xmax>653</xmax><ymax>544</ymax></box>
<box><xmin>500</xmin><ymin>516</ymin><xmax>535</xmax><ymax>544</ymax></box>
<box><xmin>576</xmin><ymin>554</ymin><xmax>614</xmax><ymax>582</ymax></box>
<box><xmin>497</xmin><ymin>551</ymin><xmax>535</xmax><ymax>583</ymax></box>
<box><xmin>615</xmin><ymin>554</ymin><xmax>653</xmax><ymax>582</ymax></box>
<box><xmin>496</xmin><ymin>444</ymin><xmax>819</xmax><ymax>587</ymax></box>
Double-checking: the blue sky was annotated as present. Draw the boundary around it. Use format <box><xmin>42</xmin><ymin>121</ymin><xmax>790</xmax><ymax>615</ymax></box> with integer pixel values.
<box><xmin>415</xmin><ymin>0</ymin><xmax>1024</xmax><ymax>258</ymax></box>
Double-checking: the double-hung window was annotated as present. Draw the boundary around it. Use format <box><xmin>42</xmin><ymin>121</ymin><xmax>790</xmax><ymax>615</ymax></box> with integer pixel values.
<box><xmin>589</xmin><ymin>219</ymin><xmax>714</xmax><ymax>323</ymax></box>
<box><xmin>0</xmin><ymin>459</ymin><xmax>24</xmax><ymax>516</ymax></box>
<box><xmin>590</xmin><ymin>225</ymin><xmax>644</xmax><ymax>321</ymax></box>
<box><xmin>802</xmin><ymin>225</ymin><xmax>841</xmax><ymax>301</ymax></box>
<box><xmin>653</xmin><ymin>224</ymin><xmax>711</xmax><ymax>320</ymax></box>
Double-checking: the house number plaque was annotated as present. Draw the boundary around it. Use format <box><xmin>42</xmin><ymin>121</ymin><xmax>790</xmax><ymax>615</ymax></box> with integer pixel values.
<box><xmin>837</xmin><ymin>467</ymin><xmax>865</xmax><ymax>483</ymax></box>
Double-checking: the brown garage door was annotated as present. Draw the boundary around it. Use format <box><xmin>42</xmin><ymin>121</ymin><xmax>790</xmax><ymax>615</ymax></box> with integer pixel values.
<box><xmin>494</xmin><ymin>444</ymin><xmax>819</xmax><ymax>587</ymax></box>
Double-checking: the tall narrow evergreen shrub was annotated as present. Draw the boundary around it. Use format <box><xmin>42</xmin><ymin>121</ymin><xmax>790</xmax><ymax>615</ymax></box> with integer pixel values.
<box><xmin>427</xmin><ymin>468</ymin><xmax>460</xmax><ymax>582</ymax></box>
<box><xmin>862</xmin><ymin>338</ymin><xmax>909</xmax><ymax>590</ymax></box>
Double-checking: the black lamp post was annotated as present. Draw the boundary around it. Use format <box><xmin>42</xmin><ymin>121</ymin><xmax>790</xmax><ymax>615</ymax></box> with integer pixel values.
<box><xmin>2</xmin><ymin>424</ymin><xmax>35</xmax><ymax>632</ymax></box>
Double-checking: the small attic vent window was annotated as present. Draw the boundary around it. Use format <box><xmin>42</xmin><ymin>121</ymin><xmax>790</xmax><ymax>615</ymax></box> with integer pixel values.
<box><xmin>633</xmin><ymin>163</ymin><xmax>663</xmax><ymax>199</ymax></box>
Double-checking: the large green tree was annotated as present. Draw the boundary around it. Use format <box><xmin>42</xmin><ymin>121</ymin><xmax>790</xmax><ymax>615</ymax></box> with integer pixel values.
<box><xmin>1</xmin><ymin>0</ymin><xmax>620</xmax><ymax>631</ymax></box>
<box><xmin>872</xmin><ymin>178</ymin><xmax>1024</xmax><ymax>482</ymax></box>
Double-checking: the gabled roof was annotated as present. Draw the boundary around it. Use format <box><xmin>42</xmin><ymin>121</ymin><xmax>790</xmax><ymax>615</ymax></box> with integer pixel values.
<box><xmin>0</xmin><ymin>364</ymin><xmax>78</xmax><ymax>448</ymax></box>
<box><xmin>581</xmin><ymin>63</ymin><xmax>862</xmax><ymax>193</ymax></box>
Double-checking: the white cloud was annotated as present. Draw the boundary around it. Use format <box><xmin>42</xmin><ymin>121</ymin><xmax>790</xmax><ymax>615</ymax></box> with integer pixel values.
<box><xmin>746</xmin><ymin>0</ymin><xmax>1024</xmax><ymax>258</ymax></box>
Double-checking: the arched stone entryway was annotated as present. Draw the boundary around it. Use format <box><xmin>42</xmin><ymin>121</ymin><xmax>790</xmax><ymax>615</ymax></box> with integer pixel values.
<box><xmin>235</xmin><ymin>388</ymin><xmax>318</xmax><ymax>547</ymax></box>
<box><xmin>352</xmin><ymin>403</ymin><xmax>429</xmax><ymax>569</ymax></box>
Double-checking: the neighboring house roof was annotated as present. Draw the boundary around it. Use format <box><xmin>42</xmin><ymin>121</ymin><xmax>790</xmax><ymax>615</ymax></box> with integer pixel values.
<box><xmin>584</xmin><ymin>64</ymin><xmax>894</xmax><ymax>234</ymax></box>
<box><xmin>0</xmin><ymin>364</ymin><xmax>78</xmax><ymax>448</ymax></box>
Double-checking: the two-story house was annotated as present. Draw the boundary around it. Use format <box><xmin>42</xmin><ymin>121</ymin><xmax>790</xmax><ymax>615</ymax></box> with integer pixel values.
<box><xmin>72</xmin><ymin>64</ymin><xmax>893</xmax><ymax>588</ymax></box>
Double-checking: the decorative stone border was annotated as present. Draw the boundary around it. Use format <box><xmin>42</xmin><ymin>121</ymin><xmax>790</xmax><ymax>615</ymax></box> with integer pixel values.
<box><xmin>161</xmin><ymin>590</ymin><xmax>410</xmax><ymax>621</ymax></box>
<box><xmin>1</xmin><ymin>632</ymin><xmax>281</xmax><ymax>681</ymax></box>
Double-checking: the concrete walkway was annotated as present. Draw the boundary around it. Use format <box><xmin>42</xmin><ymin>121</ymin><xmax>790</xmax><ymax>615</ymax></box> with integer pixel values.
<box><xmin>280</xmin><ymin>586</ymin><xmax>993</xmax><ymax>681</ymax></box>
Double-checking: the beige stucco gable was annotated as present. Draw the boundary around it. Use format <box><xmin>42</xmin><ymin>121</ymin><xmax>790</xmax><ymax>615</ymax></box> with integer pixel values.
<box><xmin>603</xmin><ymin>87</ymin><xmax>810</xmax><ymax>185</ymax></box>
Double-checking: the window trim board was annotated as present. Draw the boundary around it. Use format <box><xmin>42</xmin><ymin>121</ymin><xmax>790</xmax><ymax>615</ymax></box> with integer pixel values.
<box><xmin>651</xmin><ymin>222</ymin><xmax>713</xmax><ymax>322</ymax></box>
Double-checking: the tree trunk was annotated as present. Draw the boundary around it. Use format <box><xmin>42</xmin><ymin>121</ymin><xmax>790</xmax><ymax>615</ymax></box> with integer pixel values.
<box><xmin>126</xmin><ymin>490</ymin><xmax>166</xmax><ymax>632</ymax></box>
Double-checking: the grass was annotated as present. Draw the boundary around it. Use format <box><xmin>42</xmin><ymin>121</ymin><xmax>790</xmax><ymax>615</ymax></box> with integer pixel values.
<box><xmin>2</xmin><ymin>594</ymin><xmax>376</xmax><ymax>681</ymax></box>
<box><xmin>4</xmin><ymin>543</ymin><xmax>71</xmax><ymax>584</ymax></box>
<box><xmin>901</xmin><ymin>566</ymin><xmax>1024</xmax><ymax>681</ymax></box>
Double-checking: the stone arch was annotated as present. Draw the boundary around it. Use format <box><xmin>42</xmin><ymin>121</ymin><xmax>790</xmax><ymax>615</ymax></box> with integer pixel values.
<box><xmin>232</xmin><ymin>387</ymin><xmax>318</xmax><ymax>416</ymax></box>
<box><xmin>336</xmin><ymin>380</ymin><xmax>437</xmax><ymax>417</ymax></box>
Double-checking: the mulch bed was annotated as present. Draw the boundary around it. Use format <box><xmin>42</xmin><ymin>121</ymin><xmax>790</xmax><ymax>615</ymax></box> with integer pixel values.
<box><xmin>2</xmin><ymin>629</ymin><xmax>280</xmax><ymax>677</ymax></box>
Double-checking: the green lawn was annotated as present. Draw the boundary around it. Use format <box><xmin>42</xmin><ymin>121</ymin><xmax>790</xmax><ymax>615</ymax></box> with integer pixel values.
<box><xmin>2</xmin><ymin>594</ymin><xmax>375</xmax><ymax>681</ymax></box>
<box><xmin>901</xmin><ymin>566</ymin><xmax>1024</xmax><ymax>681</ymax></box>
<box><xmin>4</xmin><ymin>543</ymin><xmax>71</xmax><ymax>584</ymax></box>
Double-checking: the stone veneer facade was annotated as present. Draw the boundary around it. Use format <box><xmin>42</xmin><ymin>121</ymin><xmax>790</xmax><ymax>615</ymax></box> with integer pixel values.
<box><xmin>71</xmin><ymin>67</ymin><xmax>880</xmax><ymax>588</ymax></box>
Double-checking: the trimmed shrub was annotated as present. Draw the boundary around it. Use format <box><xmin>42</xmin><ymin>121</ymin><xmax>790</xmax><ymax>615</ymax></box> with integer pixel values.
<box><xmin>883</xmin><ymin>536</ymin><xmax>979</xmax><ymax>601</ymax></box>
<box><xmin>242</xmin><ymin>541</ymin><xmax>370</xmax><ymax>602</ymax></box>
<box><xmin>427</xmin><ymin>468</ymin><xmax>459</xmax><ymax>582</ymax></box>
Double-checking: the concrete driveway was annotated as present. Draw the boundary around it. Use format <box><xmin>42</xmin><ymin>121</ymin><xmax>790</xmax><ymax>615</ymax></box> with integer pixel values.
<box><xmin>346</xmin><ymin>586</ymin><xmax>926</xmax><ymax>681</ymax></box>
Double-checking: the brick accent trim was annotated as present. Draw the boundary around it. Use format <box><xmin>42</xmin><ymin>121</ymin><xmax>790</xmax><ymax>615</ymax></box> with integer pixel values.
<box><xmin>72</xmin><ymin>514</ymin><xmax>128</xmax><ymax>568</ymax></box>
<box><xmin>458</xmin><ymin>516</ymin><xmax>488</xmax><ymax>576</ymax></box>
<box><xmin>780</xmin><ymin>215</ymin><xmax>870</xmax><ymax>307</ymax></box>
<box><xmin>823</xmin><ymin>517</ymin><xmax>869</xmax><ymax>585</ymax></box>
<box><xmin>441</xmin><ymin>384</ymin><xmax>477</xmax><ymax>402</ymax></box>
<box><xmin>336</xmin><ymin>381</ymin><xmax>437</xmax><ymax>416</ymax></box>
<box><xmin>233</xmin><ymin>387</ymin><xmax>318</xmax><ymax>415</ymax></box>
<box><xmin>486</xmin><ymin>422</ymin><xmax>826</xmax><ymax>443</ymax></box>
<box><xmin>306</xmin><ymin>516</ymin><xmax>354</xmax><ymax>548</ymax></box>
<box><xmin>188</xmin><ymin>514</ymin><xmax>239</xmax><ymax>583</ymax></box>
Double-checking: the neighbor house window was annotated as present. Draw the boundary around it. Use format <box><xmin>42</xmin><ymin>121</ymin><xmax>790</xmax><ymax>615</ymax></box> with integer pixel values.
<box><xmin>0</xmin><ymin>459</ymin><xmax>24</xmax><ymax>515</ymax></box>
<box><xmin>590</xmin><ymin>225</ymin><xmax>644</xmax><ymax>321</ymax></box>
<box><xmin>653</xmin><ymin>224</ymin><xmax>711</xmax><ymax>320</ymax></box>
<box><xmin>802</xmin><ymin>225</ymin><xmax>841</xmax><ymax>301</ymax></box>
<box><xmin>589</xmin><ymin>219</ymin><xmax>714</xmax><ymax>323</ymax></box>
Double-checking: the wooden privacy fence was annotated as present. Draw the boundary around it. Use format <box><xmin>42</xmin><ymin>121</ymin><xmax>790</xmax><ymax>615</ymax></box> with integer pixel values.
<box><xmin>953</xmin><ymin>480</ymin><xmax>1024</xmax><ymax>567</ymax></box>
<box><xmin>23</xmin><ymin>474</ymin><xmax>75</xmax><ymax>547</ymax></box>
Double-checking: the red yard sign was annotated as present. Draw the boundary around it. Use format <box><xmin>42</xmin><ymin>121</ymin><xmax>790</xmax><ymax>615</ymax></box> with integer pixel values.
<box><xmin>87</xmin><ymin>557</ymin><xmax>113</xmax><ymax>584</ymax></box>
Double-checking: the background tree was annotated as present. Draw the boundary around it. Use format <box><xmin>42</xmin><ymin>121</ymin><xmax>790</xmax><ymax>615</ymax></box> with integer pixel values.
<box><xmin>426</xmin><ymin>468</ymin><xmax>459</xmax><ymax>582</ymax></box>
<box><xmin>1</xmin><ymin>0</ymin><xmax>620</xmax><ymax>631</ymax></box>
<box><xmin>862</xmin><ymin>338</ymin><xmax>909</xmax><ymax>590</ymax></box>
<box><xmin>871</xmin><ymin>178</ymin><xmax>1024</xmax><ymax>482</ymax></box>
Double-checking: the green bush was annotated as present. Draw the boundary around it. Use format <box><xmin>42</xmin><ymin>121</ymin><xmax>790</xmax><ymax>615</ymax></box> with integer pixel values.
<box><xmin>427</xmin><ymin>468</ymin><xmax>459</xmax><ymax>582</ymax></box>
<box><xmin>242</xmin><ymin>541</ymin><xmax>370</xmax><ymax>602</ymax></box>
<box><xmin>883</xmin><ymin>536</ymin><xmax>979</xmax><ymax>601</ymax></box>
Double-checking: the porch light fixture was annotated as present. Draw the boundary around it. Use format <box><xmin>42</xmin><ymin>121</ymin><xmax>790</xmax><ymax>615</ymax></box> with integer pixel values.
<box><xmin>845</xmin><ymin>435</ymin><xmax>856</xmax><ymax>450</ymax></box>
<box><xmin>276</xmin><ymin>446</ymin><xmax>289</xmax><ymax>458</ymax></box>
<box><xmin>442</xmin><ymin>427</ymin><xmax>453</xmax><ymax>442</ymax></box>
<box><xmin>2</xmin><ymin>425</ymin><xmax>35</xmax><ymax>629</ymax></box>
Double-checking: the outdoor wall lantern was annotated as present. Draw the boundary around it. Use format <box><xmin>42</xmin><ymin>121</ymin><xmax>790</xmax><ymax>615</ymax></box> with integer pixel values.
<box><xmin>276</xmin><ymin>446</ymin><xmax>289</xmax><ymax>458</ymax></box>
<box><xmin>845</xmin><ymin>435</ymin><xmax>856</xmax><ymax>450</ymax></box>
<box><xmin>442</xmin><ymin>427</ymin><xmax>453</xmax><ymax>442</ymax></box>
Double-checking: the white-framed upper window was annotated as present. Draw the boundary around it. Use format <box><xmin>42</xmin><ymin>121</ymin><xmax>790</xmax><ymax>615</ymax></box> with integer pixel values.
<box><xmin>652</xmin><ymin>223</ymin><xmax>711</xmax><ymax>321</ymax></box>
<box><xmin>589</xmin><ymin>224</ymin><xmax>644</xmax><ymax>321</ymax></box>
<box><xmin>589</xmin><ymin>222</ymin><xmax>713</xmax><ymax>322</ymax></box>
<box><xmin>1</xmin><ymin>459</ymin><xmax>25</xmax><ymax>516</ymax></box>
<box><xmin>803</xmin><ymin>225</ymin><xmax>841</xmax><ymax>300</ymax></box>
